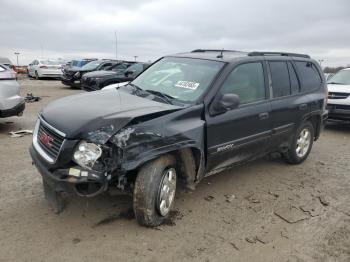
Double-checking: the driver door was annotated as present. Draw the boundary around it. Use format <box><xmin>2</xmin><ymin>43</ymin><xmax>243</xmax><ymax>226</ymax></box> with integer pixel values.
<box><xmin>206</xmin><ymin>61</ymin><xmax>272</xmax><ymax>172</ymax></box>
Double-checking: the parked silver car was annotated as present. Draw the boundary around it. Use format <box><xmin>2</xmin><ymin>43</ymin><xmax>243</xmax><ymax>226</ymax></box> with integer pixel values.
<box><xmin>0</xmin><ymin>64</ymin><xmax>25</xmax><ymax>118</ymax></box>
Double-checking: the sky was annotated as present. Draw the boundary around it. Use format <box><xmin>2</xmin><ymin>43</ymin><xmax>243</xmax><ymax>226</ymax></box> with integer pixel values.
<box><xmin>1</xmin><ymin>0</ymin><xmax>349</xmax><ymax>67</ymax></box>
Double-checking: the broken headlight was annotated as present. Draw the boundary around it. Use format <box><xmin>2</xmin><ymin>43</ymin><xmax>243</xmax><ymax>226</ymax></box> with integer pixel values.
<box><xmin>73</xmin><ymin>141</ymin><xmax>102</xmax><ymax>169</ymax></box>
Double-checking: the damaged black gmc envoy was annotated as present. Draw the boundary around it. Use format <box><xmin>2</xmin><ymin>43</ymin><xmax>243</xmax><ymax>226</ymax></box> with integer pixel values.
<box><xmin>30</xmin><ymin>49</ymin><xmax>327</xmax><ymax>227</ymax></box>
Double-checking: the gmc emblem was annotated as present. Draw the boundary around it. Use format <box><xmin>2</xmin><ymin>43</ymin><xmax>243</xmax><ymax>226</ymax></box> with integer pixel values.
<box><xmin>39</xmin><ymin>132</ymin><xmax>54</xmax><ymax>147</ymax></box>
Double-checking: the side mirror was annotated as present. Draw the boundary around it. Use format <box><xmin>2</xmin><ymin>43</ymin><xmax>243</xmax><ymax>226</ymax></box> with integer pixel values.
<box><xmin>124</xmin><ymin>70</ymin><xmax>133</xmax><ymax>77</ymax></box>
<box><xmin>211</xmin><ymin>94</ymin><xmax>240</xmax><ymax>115</ymax></box>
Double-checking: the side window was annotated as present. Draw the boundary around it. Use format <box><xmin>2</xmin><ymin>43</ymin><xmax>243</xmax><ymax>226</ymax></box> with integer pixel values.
<box><xmin>269</xmin><ymin>61</ymin><xmax>291</xmax><ymax>98</ymax></box>
<box><xmin>295</xmin><ymin>61</ymin><xmax>321</xmax><ymax>92</ymax></box>
<box><xmin>100</xmin><ymin>63</ymin><xmax>112</xmax><ymax>70</ymax></box>
<box><xmin>130</xmin><ymin>64</ymin><xmax>143</xmax><ymax>75</ymax></box>
<box><xmin>287</xmin><ymin>62</ymin><xmax>300</xmax><ymax>95</ymax></box>
<box><xmin>219</xmin><ymin>62</ymin><xmax>265</xmax><ymax>105</ymax></box>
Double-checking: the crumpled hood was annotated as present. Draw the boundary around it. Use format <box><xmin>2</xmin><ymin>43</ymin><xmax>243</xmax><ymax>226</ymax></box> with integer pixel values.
<box><xmin>41</xmin><ymin>89</ymin><xmax>181</xmax><ymax>143</ymax></box>
<box><xmin>83</xmin><ymin>70</ymin><xmax>118</xmax><ymax>79</ymax></box>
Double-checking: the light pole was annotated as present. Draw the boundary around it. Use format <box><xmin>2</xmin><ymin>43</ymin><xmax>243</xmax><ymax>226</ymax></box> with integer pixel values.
<box><xmin>134</xmin><ymin>56</ymin><xmax>138</xmax><ymax>62</ymax></box>
<box><xmin>14</xmin><ymin>52</ymin><xmax>20</xmax><ymax>66</ymax></box>
<box><xmin>318</xmin><ymin>59</ymin><xmax>324</xmax><ymax>66</ymax></box>
<box><xmin>115</xmin><ymin>31</ymin><xmax>117</xmax><ymax>60</ymax></box>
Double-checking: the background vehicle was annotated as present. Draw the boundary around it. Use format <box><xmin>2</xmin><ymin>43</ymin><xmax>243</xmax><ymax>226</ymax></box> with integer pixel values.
<box><xmin>0</xmin><ymin>57</ymin><xmax>15</xmax><ymax>70</ymax></box>
<box><xmin>324</xmin><ymin>73</ymin><xmax>334</xmax><ymax>81</ymax></box>
<box><xmin>327</xmin><ymin>68</ymin><xmax>350</xmax><ymax>121</ymax></box>
<box><xmin>61</xmin><ymin>59</ymin><xmax>118</xmax><ymax>88</ymax></box>
<box><xmin>63</xmin><ymin>58</ymin><xmax>97</xmax><ymax>70</ymax></box>
<box><xmin>27</xmin><ymin>59</ymin><xmax>64</xmax><ymax>79</ymax></box>
<box><xmin>30</xmin><ymin>50</ymin><xmax>326</xmax><ymax>227</ymax></box>
<box><xmin>81</xmin><ymin>62</ymin><xmax>149</xmax><ymax>91</ymax></box>
<box><xmin>0</xmin><ymin>64</ymin><xmax>25</xmax><ymax>118</ymax></box>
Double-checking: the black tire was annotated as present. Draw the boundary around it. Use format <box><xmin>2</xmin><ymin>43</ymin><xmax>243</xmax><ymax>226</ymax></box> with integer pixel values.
<box><xmin>133</xmin><ymin>154</ymin><xmax>177</xmax><ymax>227</ymax></box>
<box><xmin>35</xmin><ymin>71</ymin><xmax>40</xmax><ymax>80</ymax></box>
<box><xmin>283</xmin><ymin>121</ymin><xmax>314</xmax><ymax>164</ymax></box>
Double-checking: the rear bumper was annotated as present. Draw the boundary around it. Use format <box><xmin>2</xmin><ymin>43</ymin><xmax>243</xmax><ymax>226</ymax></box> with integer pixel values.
<box><xmin>41</xmin><ymin>74</ymin><xmax>62</xmax><ymax>78</ymax></box>
<box><xmin>0</xmin><ymin>101</ymin><xmax>25</xmax><ymax>117</ymax></box>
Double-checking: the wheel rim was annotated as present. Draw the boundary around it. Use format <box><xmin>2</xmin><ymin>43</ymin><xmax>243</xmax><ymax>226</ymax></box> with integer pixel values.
<box><xmin>157</xmin><ymin>168</ymin><xmax>177</xmax><ymax>217</ymax></box>
<box><xmin>296</xmin><ymin>128</ymin><xmax>311</xmax><ymax>158</ymax></box>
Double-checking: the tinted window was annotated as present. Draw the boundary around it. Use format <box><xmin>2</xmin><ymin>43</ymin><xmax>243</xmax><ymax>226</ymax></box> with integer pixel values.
<box><xmin>99</xmin><ymin>63</ymin><xmax>112</xmax><ymax>70</ymax></box>
<box><xmin>295</xmin><ymin>61</ymin><xmax>321</xmax><ymax>92</ymax></box>
<box><xmin>220</xmin><ymin>62</ymin><xmax>265</xmax><ymax>105</ymax></box>
<box><xmin>287</xmin><ymin>62</ymin><xmax>300</xmax><ymax>94</ymax></box>
<box><xmin>127</xmin><ymin>63</ymin><xmax>144</xmax><ymax>75</ymax></box>
<box><xmin>269</xmin><ymin>61</ymin><xmax>290</xmax><ymax>98</ymax></box>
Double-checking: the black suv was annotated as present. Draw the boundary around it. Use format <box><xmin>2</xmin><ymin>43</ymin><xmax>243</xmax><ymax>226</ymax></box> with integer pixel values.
<box><xmin>30</xmin><ymin>49</ymin><xmax>327</xmax><ymax>227</ymax></box>
<box><xmin>81</xmin><ymin>62</ymin><xmax>150</xmax><ymax>92</ymax></box>
<box><xmin>61</xmin><ymin>60</ymin><xmax>118</xmax><ymax>88</ymax></box>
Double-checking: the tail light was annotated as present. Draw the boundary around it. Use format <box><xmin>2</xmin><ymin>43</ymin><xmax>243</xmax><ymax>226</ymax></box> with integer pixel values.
<box><xmin>40</xmin><ymin>65</ymin><xmax>48</xmax><ymax>69</ymax></box>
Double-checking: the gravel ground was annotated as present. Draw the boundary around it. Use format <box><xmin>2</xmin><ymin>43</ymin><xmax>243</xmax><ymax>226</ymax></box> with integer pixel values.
<box><xmin>0</xmin><ymin>77</ymin><xmax>349</xmax><ymax>262</ymax></box>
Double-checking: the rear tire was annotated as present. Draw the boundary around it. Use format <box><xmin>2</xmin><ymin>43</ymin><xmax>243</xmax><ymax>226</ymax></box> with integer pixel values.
<box><xmin>283</xmin><ymin>121</ymin><xmax>314</xmax><ymax>164</ymax></box>
<box><xmin>133</xmin><ymin>155</ymin><xmax>177</xmax><ymax>227</ymax></box>
<box><xmin>35</xmin><ymin>71</ymin><xmax>40</xmax><ymax>80</ymax></box>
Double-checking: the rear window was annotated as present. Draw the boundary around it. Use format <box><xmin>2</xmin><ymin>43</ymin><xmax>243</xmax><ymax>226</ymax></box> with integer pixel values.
<box><xmin>269</xmin><ymin>61</ymin><xmax>291</xmax><ymax>98</ymax></box>
<box><xmin>295</xmin><ymin>61</ymin><xmax>321</xmax><ymax>92</ymax></box>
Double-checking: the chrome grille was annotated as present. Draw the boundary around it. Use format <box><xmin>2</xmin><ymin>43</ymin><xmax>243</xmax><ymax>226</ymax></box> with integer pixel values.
<box><xmin>33</xmin><ymin>117</ymin><xmax>66</xmax><ymax>163</ymax></box>
<box><xmin>328</xmin><ymin>92</ymin><xmax>349</xmax><ymax>99</ymax></box>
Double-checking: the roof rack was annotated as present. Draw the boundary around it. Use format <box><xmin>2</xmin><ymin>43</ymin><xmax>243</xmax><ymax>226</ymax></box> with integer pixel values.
<box><xmin>248</xmin><ymin>51</ymin><xmax>310</xmax><ymax>59</ymax></box>
<box><xmin>191</xmin><ymin>49</ymin><xmax>241</xmax><ymax>53</ymax></box>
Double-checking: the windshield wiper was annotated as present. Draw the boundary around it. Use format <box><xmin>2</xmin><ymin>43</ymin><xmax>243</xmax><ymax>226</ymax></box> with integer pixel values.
<box><xmin>145</xmin><ymin>89</ymin><xmax>174</xmax><ymax>105</ymax></box>
<box><xmin>127</xmin><ymin>83</ymin><xmax>143</xmax><ymax>95</ymax></box>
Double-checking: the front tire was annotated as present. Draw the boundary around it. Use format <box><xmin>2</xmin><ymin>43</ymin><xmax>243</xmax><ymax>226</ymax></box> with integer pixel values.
<box><xmin>133</xmin><ymin>155</ymin><xmax>177</xmax><ymax>227</ymax></box>
<box><xmin>283</xmin><ymin>121</ymin><xmax>314</xmax><ymax>164</ymax></box>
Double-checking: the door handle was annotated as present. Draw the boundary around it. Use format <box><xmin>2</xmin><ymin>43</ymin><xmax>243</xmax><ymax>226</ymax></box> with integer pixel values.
<box><xmin>259</xmin><ymin>112</ymin><xmax>269</xmax><ymax>120</ymax></box>
<box><xmin>299</xmin><ymin>104</ymin><xmax>307</xmax><ymax>110</ymax></box>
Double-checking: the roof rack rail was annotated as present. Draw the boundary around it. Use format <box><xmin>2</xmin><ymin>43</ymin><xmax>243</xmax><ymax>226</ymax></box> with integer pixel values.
<box><xmin>248</xmin><ymin>51</ymin><xmax>310</xmax><ymax>59</ymax></box>
<box><xmin>191</xmin><ymin>49</ymin><xmax>241</xmax><ymax>53</ymax></box>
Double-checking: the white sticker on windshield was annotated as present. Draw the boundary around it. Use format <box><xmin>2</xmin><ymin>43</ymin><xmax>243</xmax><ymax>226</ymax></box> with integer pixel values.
<box><xmin>175</xmin><ymin>81</ymin><xmax>200</xmax><ymax>90</ymax></box>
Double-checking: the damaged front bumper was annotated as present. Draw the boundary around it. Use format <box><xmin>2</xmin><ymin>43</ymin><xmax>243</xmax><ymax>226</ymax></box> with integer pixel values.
<box><xmin>30</xmin><ymin>145</ymin><xmax>110</xmax><ymax>198</ymax></box>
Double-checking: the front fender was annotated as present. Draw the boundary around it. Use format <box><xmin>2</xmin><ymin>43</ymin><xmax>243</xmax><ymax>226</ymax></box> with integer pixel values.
<box><xmin>110</xmin><ymin>104</ymin><xmax>205</xmax><ymax>173</ymax></box>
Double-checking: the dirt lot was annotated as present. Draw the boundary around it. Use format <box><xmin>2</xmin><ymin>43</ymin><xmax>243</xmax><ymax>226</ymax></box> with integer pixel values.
<box><xmin>0</xmin><ymin>77</ymin><xmax>349</xmax><ymax>262</ymax></box>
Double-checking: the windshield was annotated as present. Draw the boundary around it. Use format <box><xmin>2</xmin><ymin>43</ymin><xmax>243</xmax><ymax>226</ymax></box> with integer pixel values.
<box><xmin>327</xmin><ymin>70</ymin><xmax>350</xmax><ymax>85</ymax></box>
<box><xmin>81</xmin><ymin>60</ymin><xmax>102</xmax><ymax>70</ymax></box>
<box><xmin>132</xmin><ymin>57</ymin><xmax>224</xmax><ymax>102</ymax></box>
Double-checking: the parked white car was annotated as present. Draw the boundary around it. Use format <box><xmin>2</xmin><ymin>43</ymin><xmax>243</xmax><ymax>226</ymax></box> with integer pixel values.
<box><xmin>327</xmin><ymin>68</ymin><xmax>350</xmax><ymax>121</ymax></box>
<box><xmin>28</xmin><ymin>59</ymin><xmax>63</xmax><ymax>79</ymax></box>
<box><xmin>0</xmin><ymin>64</ymin><xmax>25</xmax><ymax>118</ymax></box>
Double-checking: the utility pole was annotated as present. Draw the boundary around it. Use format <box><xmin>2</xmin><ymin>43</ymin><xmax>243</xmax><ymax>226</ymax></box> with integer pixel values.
<box><xmin>14</xmin><ymin>52</ymin><xmax>20</xmax><ymax>66</ymax></box>
<box><xmin>115</xmin><ymin>31</ymin><xmax>118</xmax><ymax>60</ymax></box>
